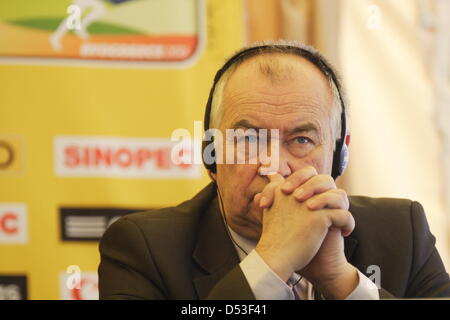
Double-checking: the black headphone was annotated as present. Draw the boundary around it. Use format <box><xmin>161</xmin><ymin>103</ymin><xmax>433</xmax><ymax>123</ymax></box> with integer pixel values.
<box><xmin>202</xmin><ymin>44</ymin><xmax>348</xmax><ymax>180</ymax></box>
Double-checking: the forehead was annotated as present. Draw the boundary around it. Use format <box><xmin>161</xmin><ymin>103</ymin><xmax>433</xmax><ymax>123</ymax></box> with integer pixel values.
<box><xmin>221</xmin><ymin>53</ymin><xmax>334</xmax><ymax>128</ymax></box>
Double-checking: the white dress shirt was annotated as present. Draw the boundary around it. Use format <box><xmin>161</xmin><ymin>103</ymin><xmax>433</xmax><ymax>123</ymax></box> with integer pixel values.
<box><xmin>227</xmin><ymin>226</ymin><xmax>380</xmax><ymax>300</ymax></box>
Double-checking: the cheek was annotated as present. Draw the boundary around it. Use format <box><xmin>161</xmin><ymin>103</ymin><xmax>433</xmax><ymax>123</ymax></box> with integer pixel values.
<box><xmin>311</xmin><ymin>145</ymin><xmax>334</xmax><ymax>174</ymax></box>
<box><xmin>289</xmin><ymin>145</ymin><xmax>334</xmax><ymax>175</ymax></box>
<box><xmin>217</xmin><ymin>164</ymin><xmax>259</xmax><ymax>200</ymax></box>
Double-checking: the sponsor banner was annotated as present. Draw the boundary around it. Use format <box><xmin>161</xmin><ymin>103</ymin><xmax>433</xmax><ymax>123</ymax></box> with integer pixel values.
<box><xmin>0</xmin><ymin>204</ymin><xmax>28</xmax><ymax>244</ymax></box>
<box><xmin>0</xmin><ymin>135</ymin><xmax>24</xmax><ymax>175</ymax></box>
<box><xmin>60</xmin><ymin>272</ymin><xmax>98</xmax><ymax>300</ymax></box>
<box><xmin>60</xmin><ymin>207</ymin><xmax>143</xmax><ymax>241</ymax></box>
<box><xmin>0</xmin><ymin>0</ymin><xmax>204</xmax><ymax>66</ymax></box>
<box><xmin>54</xmin><ymin>136</ymin><xmax>201</xmax><ymax>179</ymax></box>
<box><xmin>0</xmin><ymin>275</ymin><xmax>27</xmax><ymax>300</ymax></box>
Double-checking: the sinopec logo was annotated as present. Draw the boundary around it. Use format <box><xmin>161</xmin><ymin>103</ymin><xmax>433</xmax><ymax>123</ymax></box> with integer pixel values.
<box><xmin>0</xmin><ymin>204</ymin><xmax>28</xmax><ymax>244</ymax></box>
<box><xmin>54</xmin><ymin>136</ymin><xmax>201</xmax><ymax>178</ymax></box>
<box><xmin>0</xmin><ymin>136</ymin><xmax>24</xmax><ymax>174</ymax></box>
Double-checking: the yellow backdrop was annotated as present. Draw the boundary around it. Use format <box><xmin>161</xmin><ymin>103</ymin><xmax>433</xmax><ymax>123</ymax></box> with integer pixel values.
<box><xmin>0</xmin><ymin>0</ymin><xmax>244</xmax><ymax>299</ymax></box>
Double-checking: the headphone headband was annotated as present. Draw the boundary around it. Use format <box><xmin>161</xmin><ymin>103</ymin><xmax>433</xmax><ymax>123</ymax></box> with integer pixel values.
<box><xmin>202</xmin><ymin>44</ymin><xmax>347</xmax><ymax>179</ymax></box>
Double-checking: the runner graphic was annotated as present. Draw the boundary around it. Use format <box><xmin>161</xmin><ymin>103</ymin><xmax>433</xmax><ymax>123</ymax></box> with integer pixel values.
<box><xmin>50</xmin><ymin>0</ymin><xmax>107</xmax><ymax>51</ymax></box>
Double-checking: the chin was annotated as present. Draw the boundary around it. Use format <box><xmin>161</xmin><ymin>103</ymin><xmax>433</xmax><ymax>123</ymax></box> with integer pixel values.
<box><xmin>228</xmin><ymin>209</ymin><xmax>262</xmax><ymax>241</ymax></box>
<box><xmin>244</xmin><ymin>211</ymin><xmax>264</xmax><ymax>240</ymax></box>
<box><xmin>237</xmin><ymin>225</ymin><xmax>262</xmax><ymax>242</ymax></box>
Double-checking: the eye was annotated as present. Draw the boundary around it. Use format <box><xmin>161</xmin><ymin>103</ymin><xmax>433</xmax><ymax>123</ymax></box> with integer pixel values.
<box><xmin>238</xmin><ymin>135</ymin><xmax>258</xmax><ymax>143</ymax></box>
<box><xmin>246</xmin><ymin>135</ymin><xmax>258</xmax><ymax>143</ymax></box>
<box><xmin>293</xmin><ymin>136</ymin><xmax>312</xmax><ymax>144</ymax></box>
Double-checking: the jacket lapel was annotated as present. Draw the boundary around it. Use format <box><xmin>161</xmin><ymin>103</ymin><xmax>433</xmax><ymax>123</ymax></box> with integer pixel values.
<box><xmin>192</xmin><ymin>195</ymin><xmax>243</xmax><ymax>299</ymax></box>
<box><xmin>344</xmin><ymin>236</ymin><xmax>358</xmax><ymax>261</ymax></box>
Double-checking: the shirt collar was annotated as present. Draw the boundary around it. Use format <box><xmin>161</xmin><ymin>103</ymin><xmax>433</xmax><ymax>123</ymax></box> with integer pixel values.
<box><xmin>227</xmin><ymin>225</ymin><xmax>257</xmax><ymax>260</ymax></box>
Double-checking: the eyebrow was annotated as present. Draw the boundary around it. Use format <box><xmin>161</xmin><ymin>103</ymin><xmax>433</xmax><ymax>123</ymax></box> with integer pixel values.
<box><xmin>231</xmin><ymin>119</ymin><xmax>320</xmax><ymax>136</ymax></box>
<box><xmin>289</xmin><ymin>122</ymin><xmax>320</xmax><ymax>136</ymax></box>
<box><xmin>231</xmin><ymin>119</ymin><xmax>263</xmax><ymax>130</ymax></box>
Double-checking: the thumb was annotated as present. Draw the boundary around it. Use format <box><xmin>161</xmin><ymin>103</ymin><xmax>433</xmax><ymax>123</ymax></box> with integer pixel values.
<box><xmin>258</xmin><ymin>170</ymin><xmax>285</xmax><ymax>209</ymax></box>
<box><xmin>259</xmin><ymin>167</ymin><xmax>284</xmax><ymax>184</ymax></box>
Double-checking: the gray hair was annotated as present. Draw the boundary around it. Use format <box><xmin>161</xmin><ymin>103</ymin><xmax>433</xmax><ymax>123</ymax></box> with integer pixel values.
<box><xmin>209</xmin><ymin>40</ymin><xmax>347</xmax><ymax>148</ymax></box>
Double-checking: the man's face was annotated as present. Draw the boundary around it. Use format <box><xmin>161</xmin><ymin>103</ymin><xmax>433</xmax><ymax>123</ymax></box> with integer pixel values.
<box><xmin>214</xmin><ymin>53</ymin><xmax>337</xmax><ymax>241</ymax></box>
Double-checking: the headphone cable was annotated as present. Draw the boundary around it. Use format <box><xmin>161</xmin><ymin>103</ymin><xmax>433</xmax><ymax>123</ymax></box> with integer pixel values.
<box><xmin>217</xmin><ymin>186</ymin><xmax>249</xmax><ymax>257</ymax></box>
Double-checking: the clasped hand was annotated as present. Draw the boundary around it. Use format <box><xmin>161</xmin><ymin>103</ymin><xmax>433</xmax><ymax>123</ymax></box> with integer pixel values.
<box><xmin>254</xmin><ymin>166</ymin><xmax>359</xmax><ymax>299</ymax></box>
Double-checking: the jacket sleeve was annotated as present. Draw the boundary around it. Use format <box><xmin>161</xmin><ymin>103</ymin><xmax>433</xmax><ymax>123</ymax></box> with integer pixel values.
<box><xmin>98</xmin><ymin>218</ymin><xmax>168</xmax><ymax>300</ymax></box>
<box><xmin>404</xmin><ymin>201</ymin><xmax>450</xmax><ymax>298</ymax></box>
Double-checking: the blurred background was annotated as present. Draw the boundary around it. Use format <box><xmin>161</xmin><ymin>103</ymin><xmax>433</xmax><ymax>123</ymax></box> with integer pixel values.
<box><xmin>0</xmin><ymin>0</ymin><xmax>449</xmax><ymax>299</ymax></box>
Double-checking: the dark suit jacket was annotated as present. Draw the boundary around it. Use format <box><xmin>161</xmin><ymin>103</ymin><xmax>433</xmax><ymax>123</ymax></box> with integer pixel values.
<box><xmin>98</xmin><ymin>183</ymin><xmax>450</xmax><ymax>299</ymax></box>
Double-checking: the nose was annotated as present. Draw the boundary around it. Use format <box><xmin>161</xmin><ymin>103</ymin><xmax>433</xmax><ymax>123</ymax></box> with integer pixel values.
<box><xmin>259</xmin><ymin>147</ymin><xmax>292</xmax><ymax>178</ymax></box>
<box><xmin>276</xmin><ymin>148</ymin><xmax>293</xmax><ymax>178</ymax></box>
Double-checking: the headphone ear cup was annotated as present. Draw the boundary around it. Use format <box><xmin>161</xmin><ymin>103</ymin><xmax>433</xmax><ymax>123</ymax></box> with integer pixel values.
<box><xmin>338</xmin><ymin>143</ymin><xmax>349</xmax><ymax>176</ymax></box>
<box><xmin>210</xmin><ymin>144</ymin><xmax>217</xmax><ymax>173</ymax></box>
<box><xmin>202</xmin><ymin>136</ymin><xmax>217</xmax><ymax>173</ymax></box>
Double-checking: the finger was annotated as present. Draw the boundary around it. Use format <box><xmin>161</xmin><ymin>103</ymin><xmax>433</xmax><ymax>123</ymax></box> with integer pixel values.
<box><xmin>292</xmin><ymin>174</ymin><xmax>336</xmax><ymax>202</ymax></box>
<box><xmin>263</xmin><ymin>171</ymin><xmax>285</xmax><ymax>184</ymax></box>
<box><xmin>259</xmin><ymin>173</ymin><xmax>285</xmax><ymax>208</ymax></box>
<box><xmin>323</xmin><ymin>209</ymin><xmax>355</xmax><ymax>236</ymax></box>
<box><xmin>328</xmin><ymin>226</ymin><xmax>349</xmax><ymax>238</ymax></box>
<box><xmin>253</xmin><ymin>193</ymin><xmax>262</xmax><ymax>205</ymax></box>
<box><xmin>252</xmin><ymin>193</ymin><xmax>264</xmax><ymax>224</ymax></box>
<box><xmin>280</xmin><ymin>166</ymin><xmax>318</xmax><ymax>194</ymax></box>
<box><xmin>305</xmin><ymin>189</ymin><xmax>349</xmax><ymax>210</ymax></box>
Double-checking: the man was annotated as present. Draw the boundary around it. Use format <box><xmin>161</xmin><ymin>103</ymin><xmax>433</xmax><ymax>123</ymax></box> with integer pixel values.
<box><xmin>98</xmin><ymin>41</ymin><xmax>450</xmax><ymax>299</ymax></box>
